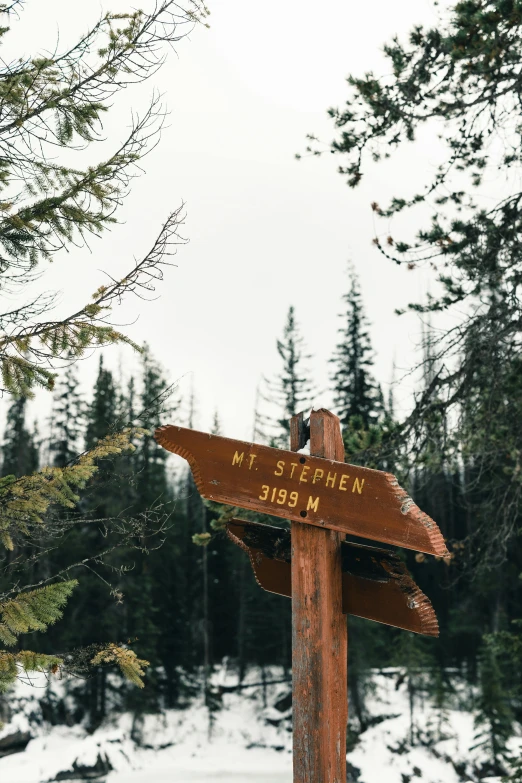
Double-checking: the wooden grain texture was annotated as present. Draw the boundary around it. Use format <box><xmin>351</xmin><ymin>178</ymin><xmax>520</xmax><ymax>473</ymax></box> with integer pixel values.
<box><xmin>227</xmin><ymin>518</ymin><xmax>439</xmax><ymax>637</ymax></box>
<box><xmin>291</xmin><ymin>410</ymin><xmax>347</xmax><ymax>783</ymax></box>
<box><xmin>154</xmin><ymin>423</ymin><xmax>447</xmax><ymax>556</ymax></box>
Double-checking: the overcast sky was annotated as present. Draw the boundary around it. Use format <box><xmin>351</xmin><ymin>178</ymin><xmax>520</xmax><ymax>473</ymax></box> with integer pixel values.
<box><xmin>8</xmin><ymin>0</ymin><xmax>450</xmax><ymax>442</ymax></box>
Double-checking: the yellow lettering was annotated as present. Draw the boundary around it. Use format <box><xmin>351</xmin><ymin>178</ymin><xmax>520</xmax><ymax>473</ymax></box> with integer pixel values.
<box><xmin>312</xmin><ymin>468</ymin><xmax>324</xmax><ymax>484</ymax></box>
<box><xmin>289</xmin><ymin>491</ymin><xmax>298</xmax><ymax>508</ymax></box>
<box><xmin>307</xmin><ymin>495</ymin><xmax>320</xmax><ymax>512</ymax></box>
<box><xmin>290</xmin><ymin>462</ymin><xmax>298</xmax><ymax>478</ymax></box>
<box><xmin>352</xmin><ymin>478</ymin><xmax>365</xmax><ymax>494</ymax></box>
<box><xmin>277</xmin><ymin>488</ymin><xmax>287</xmax><ymax>505</ymax></box>
<box><xmin>339</xmin><ymin>474</ymin><xmax>350</xmax><ymax>491</ymax></box>
<box><xmin>274</xmin><ymin>460</ymin><xmax>285</xmax><ymax>477</ymax></box>
<box><xmin>232</xmin><ymin>451</ymin><xmax>244</xmax><ymax>467</ymax></box>
<box><xmin>326</xmin><ymin>471</ymin><xmax>337</xmax><ymax>488</ymax></box>
<box><xmin>259</xmin><ymin>485</ymin><xmax>269</xmax><ymax>500</ymax></box>
<box><xmin>248</xmin><ymin>454</ymin><xmax>257</xmax><ymax>470</ymax></box>
<box><xmin>299</xmin><ymin>466</ymin><xmax>310</xmax><ymax>483</ymax></box>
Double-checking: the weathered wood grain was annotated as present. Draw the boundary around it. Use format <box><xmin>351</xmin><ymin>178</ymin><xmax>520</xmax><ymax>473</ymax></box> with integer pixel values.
<box><xmin>227</xmin><ymin>518</ymin><xmax>439</xmax><ymax>637</ymax></box>
<box><xmin>154</xmin><ymin>422</ymin><xmax>447</xmax><ymax>556</ymax></box>
<box><xmin>291</xmin><ymin>410</ymin><xmax>347</xmax><ymax>783</ymax></box>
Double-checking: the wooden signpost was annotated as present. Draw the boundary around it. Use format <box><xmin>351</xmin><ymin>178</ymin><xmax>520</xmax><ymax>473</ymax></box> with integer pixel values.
<box><xmin>155</xmin><ymin>408</ymin><xmax>444</xmax><ymax>783</ymax></box>
<box><xmin>155</xmin><ymin>419</ymin><xmax>448</xmax><ymax>556</ymax></box>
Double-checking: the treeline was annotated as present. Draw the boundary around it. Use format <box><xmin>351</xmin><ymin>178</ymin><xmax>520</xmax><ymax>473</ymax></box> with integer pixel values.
<box><xmin>1</xmin><ymin>272</ymin><xmax>521</xmax><ymax>775</ymax></box>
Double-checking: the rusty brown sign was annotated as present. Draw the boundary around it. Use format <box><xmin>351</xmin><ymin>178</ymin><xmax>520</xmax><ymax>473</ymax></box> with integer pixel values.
<box><xmin>227</xmin><ymin>518</ymin><xmax>438</xmax><ymax>637</ymax></box>
<box><xmin>154</xmin><ymin>424</ymin><xmax>448</xmax><ymax>556</ymax></box>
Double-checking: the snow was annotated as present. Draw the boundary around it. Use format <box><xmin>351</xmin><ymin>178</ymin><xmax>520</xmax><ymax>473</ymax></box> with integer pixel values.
<box><xmin>0</xmin><ymin>668</ymin><xmax>520</xmax><ymax>783</ymax></box>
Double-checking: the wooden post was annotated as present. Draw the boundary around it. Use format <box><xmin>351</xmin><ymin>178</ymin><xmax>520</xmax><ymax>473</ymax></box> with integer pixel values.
<box><xmin>291</xmin><ymin>409</ymin><xmax>348</xmax><ymax>783</ymax></box>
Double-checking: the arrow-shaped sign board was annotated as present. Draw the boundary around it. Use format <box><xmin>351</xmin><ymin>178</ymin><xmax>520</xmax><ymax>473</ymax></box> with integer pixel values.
<box><xmin>155</xmin><ymin>425</ymin><xmax>448</xmax><ymax>556</ymax></box>
<box><xmin>227</xmin><ymin>519</ymin><xmax>439</xmax><ymax>637</ymax></box>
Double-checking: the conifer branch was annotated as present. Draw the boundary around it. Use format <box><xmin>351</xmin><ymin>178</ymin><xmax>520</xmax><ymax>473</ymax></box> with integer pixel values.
<box><xmin>0</xmin><ymin>428</ymin><xmax>146</xmax><ymax>550</ymax></box>
<box><xmin>0</xmin><ymin>650</ymin><xmax>62</xmax><ymax>692</ymax></box>
<box><xmin>0</xmin><ymin>580</ymin><xmax>77</xmax><ymax>646</ymax></box>
<box><xmin>0</xmin><ymin>204</ymin><xmax>186</xmax><ymax>395</ymax></box>
<box><xmin>90</xmin><ymin>643</ymin><xmax>149</xmax><ymax>688</ymax></box>
<box><xmin>0</xmin><ymin>642</ymin><xmax>150</xmax><ymax>692</ymax></box>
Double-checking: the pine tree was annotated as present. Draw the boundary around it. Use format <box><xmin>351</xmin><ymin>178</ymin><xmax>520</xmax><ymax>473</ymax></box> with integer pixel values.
<box><xmin>211</xmin><ymin>409</ymin><xmax>221</xmax><ymax>437</ymax></box>
<box><xmin>252</xmin><ymin>382</ymin><xmax>268</xmax><ymax>445</ymax></box>
<box><xmin>392</xmin><ymin>631</ymin><xmax>433</xmax><ymax>747</ymax></box>
<box><xmin>472</xmin><ymin>642</ymin><xmax>513</xmax><ymax>777</ymax></box>
<box><xmin>49</xmin><ymin>366</ymin><xmax>85</xmax><ymax>469</ymax></box>
<box><xmin>0</xmin><ymin>1</ymin><xmax>208</xmax><ymax>690</ymax></box>
<box><xmin>506</xmin><ymin>755</ymin><xmax>522</xmax><ymax>783</ymax></box>
<box><xmin>1</xmin><ymin>397</ymin><xmax>38</xmax><ymax>478</ymax></box>
<box><xmin>61</xmin><ymin>362</ymin><xmax>126</xmax><ymax>727</ymax></box>
<box><xmin>81</xmin><ymin>357</ymin><xmax>124</xmax><ymax>528</ymax></box>
<box><xmin>427</xmin><ymin>665</ymin><xmax>453</xmax><ymax>744</ymax></box>
<box><xmin>331</xmin><ymin>269</ymin><xmax>383</xmax><ymax>433</ymax></box>
<box><xmin>133</xmin><ymin>346</ymin><xmax>177</xmax><ymax>514</ymax></box>
<box><xmin>329</xmin><ymin>270</ymin><xmax>392</xmax><ymax>471</ymax></box>
<box><xmin>121</xmin><ymin>348</ymin><xmax>178</xmax><ymax>714</ymax></box>
<box><xmin>85</xmin><ymin>358</ymin><xmax>118</xmax><ymax>450</ymax></box>
<box><xmin>184</xmin><ymin>384</ymin><xmax>208</xmax><ymax>664</ymax></box>
<box><xmin>267</xmin><ymin>306</ymin><xmax>314</xmax><ymax>447</ymax></box>
<box><xmin>93</xmin><ymin>355</ymin><xmax>186</xmax><ymax>711</ymax></box>
<box><xmin>314</xmin><ymin>0</ymin><xmax>522</xmax><ymax>574</ymax></box>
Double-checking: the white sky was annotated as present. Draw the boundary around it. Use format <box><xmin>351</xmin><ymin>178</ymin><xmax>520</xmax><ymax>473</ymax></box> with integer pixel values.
<box><xmin>6</xmin><ymin>0</ymin><xmax>451</xmax><ymax>442</ymax></box>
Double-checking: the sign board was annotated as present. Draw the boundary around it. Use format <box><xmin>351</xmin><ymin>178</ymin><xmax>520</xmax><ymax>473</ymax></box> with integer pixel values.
<box><xmin>227</xmin><ymin>519</ymin><xmax>439</xmax><ymax>637</ymax></box>
<box><xmin>155</xmin><ymin>425</ymin><xmax>448</xmax><ymax>556</ymax></box>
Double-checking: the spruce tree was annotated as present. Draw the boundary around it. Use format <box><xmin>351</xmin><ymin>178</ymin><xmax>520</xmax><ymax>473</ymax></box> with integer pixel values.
<box><xmin>184</xmin><ymin>385</ymin><xmax>208</xmax><ymax>669</ymax></box>
<box><xmin>133</xmin><ymin>346</ymin><xmax>177</xmax><ymax>513</ymax></box>
<box><xmin>1</xmin><ymin>396</ymin><xmax>38</xmax><ymax>478</ymax></box>
<box><xmin>268</xmin><ymin>306</ymin><xmax>314</xmax><ymax>447</ymax></box>
<box><xmin>306</xmin><ymin>0</ymin><xmax>522</xmax><ymax>692</ymax></box>
<box><xmin>472</xmin><ymin>642</ymin><xmax>513</xmax><ymax>777</ymax></box>
<box><xmin>310</xmin><ymin>0</ymin><xmax>522</xmax><ymax>573</ymax></box>
<box><xmin>122</xmin><ymin>348</ymin><xmax>177</xmax><ymax>713</ymax></box>
<box><xmin>392</xmin><ymin>631</ymin><xmax>433</xmax><ymax>748</ymax></box>
<box><xmin>65</xmin><ymin>360</ymin><xmax>124</xmax><ymax>727</ymax></box>
<box><xmin>0</xmin><ymin>1</ymin><xmax>207</xmax><ymax>690</ymax></box>
<box><xmin>85</xmin><ymin>358</ymin><xmax>118</xmax><ymax>451</ymax></box>
<box><xmin>49</xmin><ymin>366</ymin><xmax>85</xmax><ymax>469</ymax></box>
<box><xmin>331</xmin><ymin>269</ymin><xmax>383</xmax><ymax>432</ymax></box>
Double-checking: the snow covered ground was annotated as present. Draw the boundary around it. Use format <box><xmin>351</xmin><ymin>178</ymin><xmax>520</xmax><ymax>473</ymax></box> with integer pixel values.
<box><xmin>0</xmin><ymin>667</ymin><xmax>520</xmax><ymax>783</ymax></box>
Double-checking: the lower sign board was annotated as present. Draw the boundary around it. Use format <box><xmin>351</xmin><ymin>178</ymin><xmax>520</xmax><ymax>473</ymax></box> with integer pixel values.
<box><xmin>227</xmin><ymin>519</ymin><xmax>439</xmax><ymax>637</ymax></box>
<box><xmin>155</xmin><ymin>425</ymin><xmax>448</xmax><ymax>556</ymax></box>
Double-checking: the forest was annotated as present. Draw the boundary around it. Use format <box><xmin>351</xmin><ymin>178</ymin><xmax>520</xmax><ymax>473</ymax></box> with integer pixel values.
<box><xmin>2</xmin><ymin>280</ymin><xmax>521</xmax><ymax>779</ymax></box>
<box><xmin>1</xmin><ymin>1</ymin><xmax>522</xmax><ymax>782</ymax></box>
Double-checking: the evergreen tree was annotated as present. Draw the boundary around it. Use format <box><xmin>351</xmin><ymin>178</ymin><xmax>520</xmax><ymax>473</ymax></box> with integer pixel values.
<box><xmin>331</xmin><ymin>269</ymin><xmax>383</xmax><ymax>432</ymax></box>
<box><xmin>252</xmin><ymin>382</ymin><xmax>268</xmax><ymax>445</ymax></box>
<box><xmin>211</xmin><ymin>409</ymin><xmax>221</xmax><ymax>437</ymax></box>
<box><xmin>49</xmin><ymin>366</ymin><xmax>85</xmax><ymax>468</ymax></box>
<box><xmin>0</xmin><ymin>0</ymin><xmax>207</xmax><ymax>690</ymax></box>
<box><xmin>312</xmin><ymin>0</ymin><xmax>522</xmax><ymax>573</ymax></box>
<box><xmin>1</xmin><ymin>396</ymin><xmax>38</xmax><ymax>478</ymax></box>
<box><xmin>393</xmin><ymin>631</ymin><xmax>434</xmax><ymax>747</ymax></box>
<box><xmin>427</xmin><ymin>666</ymin><xmax>453</xmax><ymax>745</ymax></box>
<box><xmin>268</xmin><ymin>306</ymin><xmax>314</xmax><ymax>447</ymax></box>
<box><xmin>122</xmin><ymin>348</ymin><xmax>178</xmax><ymax>714</ymax></box>
<box><xmin>302</xmin><ymin>0</ymin><xmax>522</xmax><ymax>715</ymax></box>
<box><xmin>133</xmin><ymin>346</ymin><xmax>177</xmax><ymax>513</ymax></box>
<box><xmin>85</xmin><ymin>358</ymin><xmax>118</xmax><ymax>450</ymax></box>
<box><xmin>67</xmin><ymin>360</ymin><xmax>125</xmax><ymax>727</ymax></box>
<box><xmin>472</xmin><ymin>642</ymin><xmax>513</xmax><ymax>777</ymax></box>
<box><xmin>81</xmin><ymin>356</ymin><xmax>123</xmax><ymax>527</ymax></box>
<box><xmin>506</xmin><ymin>757</ymin><xmax>522</xmax><ymax>783</ymax></box>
